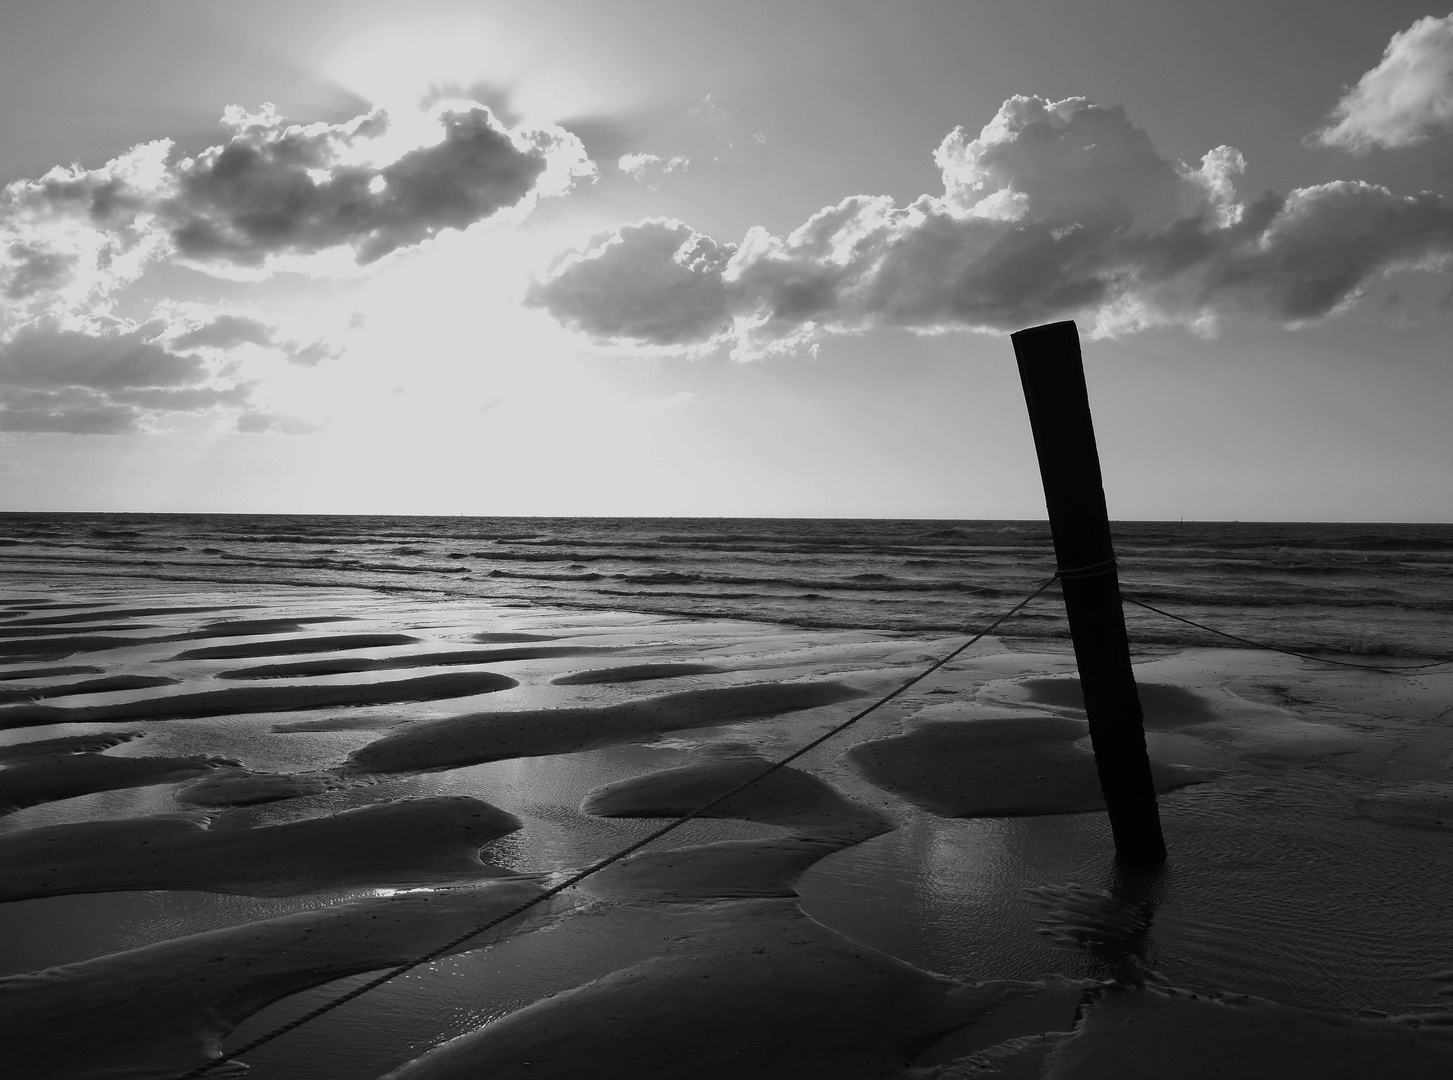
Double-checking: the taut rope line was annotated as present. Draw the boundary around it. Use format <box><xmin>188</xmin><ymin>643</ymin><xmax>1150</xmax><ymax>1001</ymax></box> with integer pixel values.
<box><xmin>1058</xmin><ymin>557</ymin><xmax>1450</xmax><ymax>671</ymax></box>
<box><xmin>1119</xmin><ymin>591</ymin><xmax>1453</xmax><ymax>672</ymax></box>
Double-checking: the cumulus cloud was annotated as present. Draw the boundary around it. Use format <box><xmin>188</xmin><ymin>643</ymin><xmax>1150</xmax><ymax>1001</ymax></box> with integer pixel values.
<box><xmin>0</xmin><ymin>102</ymin><xmax>594</xmax><ymax>325</ymax></box>
<box><xmin>0</xmin><ymin>141</ymin><xmax>172</xmax><ymax>323</ymax></box>
<box><xmin>618</xmin><ymin>153</ymin><xmax>690</xmax><ymax>183</ymax></box>
<box><xmin>0</xmin><ymin>321</ymin><xmax>252</xmax><ymax>434</ymax></box>
<box><xmin>167</xmin><ymin>103</ymin><xmax>589</xmax><ymax>266</ymax></box>
<box><xmin>526</xmin><ymin>219</ymin><xmax>736</xmax><ymax>347</ymax></box>
<box><xmin>1314</xmin><ymin>15</ymin><xmax>1453</xmax><ymax>152</ymax></box>
<box><xmin>529</xmin><ymin>96</ymin><xmax>1453</xmax><ymax>356</ymax></box>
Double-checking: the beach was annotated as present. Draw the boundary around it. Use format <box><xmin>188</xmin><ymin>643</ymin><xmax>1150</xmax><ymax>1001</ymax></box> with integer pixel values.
<box><xmin>1</xmin><ymin>515</ymin><xmax>1452</xmax><ymax>1078</ymax></box>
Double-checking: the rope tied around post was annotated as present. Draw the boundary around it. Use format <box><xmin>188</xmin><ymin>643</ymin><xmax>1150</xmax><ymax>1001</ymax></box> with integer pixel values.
<box><xmin>1055</xmin><ymin>557</ymin><xmax>1119</xmax><ymax>580</ymax></box>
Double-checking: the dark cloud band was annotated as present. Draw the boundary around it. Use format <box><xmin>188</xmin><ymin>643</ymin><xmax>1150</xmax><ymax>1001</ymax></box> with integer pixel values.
<box><xmin>0</xmin><ymin>322</ymin><xmax>248</xmax><ymax>435</ymax></box>
<box><xmin>166</xmin><ymin>105</ymin><xmax>557</xmax><ymax>266</ymax></box>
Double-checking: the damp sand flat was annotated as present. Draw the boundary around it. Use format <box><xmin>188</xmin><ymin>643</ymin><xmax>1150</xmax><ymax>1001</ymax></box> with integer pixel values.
<box><xmin>0</xmin><ymin>576</ymin><xmax>1451</xmax><ymax>1080</ymax></box>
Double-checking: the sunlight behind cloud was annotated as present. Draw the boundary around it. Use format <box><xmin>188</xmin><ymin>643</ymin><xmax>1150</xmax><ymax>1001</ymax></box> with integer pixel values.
<box><xmin>322</xmin><ymin>18</ymin><xmax>617</xmax><ymax>125</ymax></box>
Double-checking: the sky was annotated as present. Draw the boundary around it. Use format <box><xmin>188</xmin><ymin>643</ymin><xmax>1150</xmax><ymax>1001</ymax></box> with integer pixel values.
<box><xmin>0</xmin><ymin>0</ymin><xmax>1451</xmax><ymax>521</ymax></box>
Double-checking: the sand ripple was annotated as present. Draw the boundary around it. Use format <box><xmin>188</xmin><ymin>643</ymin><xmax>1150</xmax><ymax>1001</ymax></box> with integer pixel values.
<box><xmin>0</xmin><ymin>751</ymin><xmax>227</xmax><ymax>814</ymax></box>
<box><xmin>347</xmin><ymin>682</ymin><xmax>865</xmax><ymax>774</ymax></box>
<box><xmin>0</xmin><ymin>670</ymin><xmax>517</xmax><ymax>729</ymax></box>
<box><xmin>173</xmin><ymin>632</ymin><xmax>419</xmax><ymax>660</ymax></box>
<box><xmin>0</xmin><ymin>879</ymin><xmax>555</xmax><ymax>1080</ymax></box>
<box><xmin>0</xmin><ymin>796</ymin><xmax>523</xmax><ymax>901</ymax></box>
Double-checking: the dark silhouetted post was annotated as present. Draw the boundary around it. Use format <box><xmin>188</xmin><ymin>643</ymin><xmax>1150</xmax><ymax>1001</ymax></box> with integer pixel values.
<box><xmin>1011</xmin><ymin>320</ymin><xmax>1167</xmax><ymax>865</ymax></box>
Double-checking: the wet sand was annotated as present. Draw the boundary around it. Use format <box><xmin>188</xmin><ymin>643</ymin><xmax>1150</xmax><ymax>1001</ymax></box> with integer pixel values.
<box><xmin>0</xmin><ymin>576</ymin><xmax>1451</xmax><ymax>1078</ymax></box>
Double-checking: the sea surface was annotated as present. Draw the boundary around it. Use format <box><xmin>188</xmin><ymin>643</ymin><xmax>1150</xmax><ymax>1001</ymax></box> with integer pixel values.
<box><xmin>2</xmin><ymin>513</ymin><xmax>1451</xmax><ymax>660</ymax></box>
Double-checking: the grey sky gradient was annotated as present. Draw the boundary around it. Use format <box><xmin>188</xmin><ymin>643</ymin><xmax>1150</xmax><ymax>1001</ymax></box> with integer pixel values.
<box><xmin>0</xmin><ymin>1</ymin><xmax>1449</xmax><ymax>520</ymax></box>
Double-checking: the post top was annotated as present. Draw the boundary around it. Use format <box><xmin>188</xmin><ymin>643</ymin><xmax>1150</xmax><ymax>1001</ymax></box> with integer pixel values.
<box><xmin>1010</xmin><ymin>319</ymin><xmax>1078</xmax><ymax>343</ymax></box>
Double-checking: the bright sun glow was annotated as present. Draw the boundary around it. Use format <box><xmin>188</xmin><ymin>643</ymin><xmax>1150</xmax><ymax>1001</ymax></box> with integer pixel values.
<box><xmin>324</xmin><ymin>19</ymin><xmax>512</xmax><ymax>112</ymax></box>
<box><xmin>322</xmin><ymin>19</ymin><xmax>609</xmax><ymax>124</ymax></box>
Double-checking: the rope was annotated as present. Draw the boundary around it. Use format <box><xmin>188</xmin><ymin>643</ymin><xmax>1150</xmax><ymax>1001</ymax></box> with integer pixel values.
<box><xmin>1119</xmin><ymin>592</ymin><xmax>1453</xmax><ymax>672</ymax></box>
<box><xmin>1055</xmin><ymin>556</ymin><xmax>1119</xmax><ymax>580</ymax></box>
<box><xmin>171</xmin><ymin>573</ymin><xmax>1062</xmax><ymax>1079</ymax></box>
<box><xmin>1053</xmin><ymin>557</ymin><xmax>1449</xmax><ymax>671</ymax></box>
<box><xmin>1050</xmin><ymin>555</ymin><xmax>1449</xmax><ymax>672</ymax></box>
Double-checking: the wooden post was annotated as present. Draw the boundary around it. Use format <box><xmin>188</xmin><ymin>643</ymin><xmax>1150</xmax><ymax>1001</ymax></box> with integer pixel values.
<box><xmin>1011</xmin><ymin>320</ymin><xmax>1167</xmax><ymax>864</ymax></box>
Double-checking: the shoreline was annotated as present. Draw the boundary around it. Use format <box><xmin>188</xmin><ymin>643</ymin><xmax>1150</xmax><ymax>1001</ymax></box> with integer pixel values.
<box><xmin>5</xmin><ymin>514</ymin><xmax>1451</xmax><ymax>663</ymax></box>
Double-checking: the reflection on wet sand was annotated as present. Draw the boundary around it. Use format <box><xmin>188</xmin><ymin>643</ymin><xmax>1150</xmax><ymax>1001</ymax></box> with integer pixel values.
<box><xmin>0</xmin><ymin>579</ymin><xmax>1451</xmax><ymax>1079</ymax></box>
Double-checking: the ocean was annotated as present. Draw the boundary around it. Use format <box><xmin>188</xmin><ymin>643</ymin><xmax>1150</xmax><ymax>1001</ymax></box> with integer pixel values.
<box><xmin>2</xmin><ymin>513</ymin><xmax>1450</xmax><ymax>660</ymax></box>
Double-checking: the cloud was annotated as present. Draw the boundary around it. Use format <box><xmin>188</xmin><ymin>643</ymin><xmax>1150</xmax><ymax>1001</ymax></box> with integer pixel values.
<box><xmin>0</xmin><ymin>321</ymin><xmax>251</xmax><ymax>435</ymax></box>
<box><xmin>281</xmin><ymin>339</ymin><xmax>341</xmax><ymax>366</ymax></box>
<box><xmin>235</xmin><ymin>410</ymin><xmax>323</xmax><ymax>435</ymax></box>
<box><xmin>0</xmin><ymin>321</ymin><xmax>206</xmax><ymax>390</ymax></box>
<box><xmin>110</xmin><ymin>385</ymin><xmax>252</xmax><ymax>410</ymax></box>
<box><xmin>530</xmin><ymin>96</ymin><xmax>1453</xmax><ymax>356</ymax></box>
<box><xmin>0</xmin><ymin>141</ymin><xmax>172</xmax><ymax>323</ymax></box>
<box><xmin>0</xmin><ymin>396</ymin><xmax>140</xmax><ymax>435</ymax></box>
<box><xmin>169</xmin><ymin>312</ymin><xmax>340</xmax><ymax>366</ymax></box>
<box><xmin>618</xmin><ymin>153</ymin><xmax>690</xmax><ymax>183</ymax></box>
<box><xmin>527</xmin><ymin>219</ymin><xmax>736</xmax><ymax>347</ymax></box>
<box><xmin>0</xmin><ymin>102</ymin><xmax>594</xmax><ymax>324</ymax></box>
<box><xmin>167</xmin><ymin>103</ymin><xmax>587</xmax><ymax>266</ymax></box>
<box><xmin>170</xmin><ymin>313</ymin><xmax>276</xmax><ymax>350</ymax></box>
<box><xmin>1314</xmin><ymin>15</ymin><xmax>1453</xmax><ymax>152</ymax></box>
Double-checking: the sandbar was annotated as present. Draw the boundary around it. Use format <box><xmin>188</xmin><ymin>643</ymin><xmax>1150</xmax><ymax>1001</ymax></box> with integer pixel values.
<box><xmin>581</xmin><ymin>836</ymin><xmax>867</xmax><ymax>904</ymax></box>
<box><xmin>346</xmin><ymin>681</ymin><xmax>865</xmax><ymax>774</ymax></box>
<box><xmin>2</xmin><ymin>605</ymin><xmax>246</xmax><ymax>625</ymax></box>
<box><xmin>0</xmin><ymin>665</ymin><xmax>104</xmax><ymax>681</ymax></box>
<box><xmin>848</xmin><ymin>714</ymin><xmax>1211</xmax><ymax>817</ymax></box>
<box><xmin>0</xmin><ymin>670</ymin><xmax>517</xmax><ymax>729</ymax></box>
<box><xmin>217</xmin><ymin>645</ymin><xmax>606</xmax><ymax>679</ymax></box>
<box><xmin>173</xmin><ymin>632</ymin><xmax>420</xmax><ymax>660</ymax></box>
<box><xmin>0</xmin><ymin>624</ymin><xmax>153</xmax><ymax>638</ymax></box>
<box><xmin>1011</xmin><ymin>672</ymin><xmax>1370</xmax><ymax>764</ymax></box>
<box><xmin>582</xmin><ymin>744</ymin><xmax>893</xmax><ymax>837</ymax></box>
<box><xmin>0</xmin><ymin>731</ymin><xmax>141</xmax><ymax>761</ymax></box>
<box><xmin>166</xmin><ymin>615</ymin><xmax>355</xmax><ymax>639</ymax></box>
<box><xmin>0</xmin><ymin>750</ymin><xmax>226</xmax><ymax>814</ymax></box>
<box><xmin>553</xmin><ymin>662</ymin><xmax>725</xmax><ymax>685</ymax></box>
<box><xmin>175</xmin><ymin>767</ymin><xmax>342</xmax><ymax>807</ymax></box>
<box><xmin>0</xmin><ymin>796</ymin><xmax>522</xmax><ymax>901</ymax></box>
<box><xmin>0</xmin><ymin>674</ymin><xmax>177</xmax><ymax>704</ymax></box>
<box><xmin>0</xmin><ymin>636</ymin><xmax>149</xmax><ymax>660</ymax></box>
